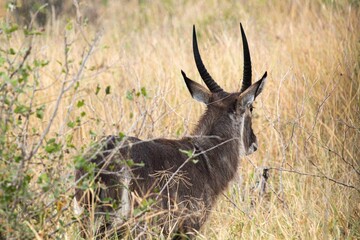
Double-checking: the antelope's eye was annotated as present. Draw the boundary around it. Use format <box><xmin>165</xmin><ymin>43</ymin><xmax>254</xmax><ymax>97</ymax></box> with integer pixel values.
<box><xmin>249</xmin><ymin>105</ymin><xmax>254</xmax><ymax>113</ymax></box>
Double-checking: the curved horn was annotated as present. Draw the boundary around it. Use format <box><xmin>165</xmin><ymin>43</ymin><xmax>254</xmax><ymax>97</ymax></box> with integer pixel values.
<box><xmin>240</xmin><ymin>23</ymin><xmax>252</xmax><ymax>92</ymax></box>
<box><xmin>193</xmin><ymin>25</ymin><xmax>223</xmax><ymax>93</ymax></box>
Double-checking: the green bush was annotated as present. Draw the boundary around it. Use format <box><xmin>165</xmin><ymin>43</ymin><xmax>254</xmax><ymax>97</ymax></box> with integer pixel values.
<box><xmin>0</xmin><ymin>15</ymin><xmax>100</xmax><ymax>238</ymax></box>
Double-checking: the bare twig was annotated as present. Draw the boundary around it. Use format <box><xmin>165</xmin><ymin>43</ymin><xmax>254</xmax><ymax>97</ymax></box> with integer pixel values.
<box><xmin>267</xmin><ymin>167</ymin><xmax>360</xmax><ymax>193</ymax></box>
<box><xmin>318</xmin><ymin>141</ymin><xmax>360</xmax><ymax>176</ymax></box>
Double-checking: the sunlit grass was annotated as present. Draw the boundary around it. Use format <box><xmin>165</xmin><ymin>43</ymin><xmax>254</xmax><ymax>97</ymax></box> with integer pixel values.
<box><xmin>1</xmin><ymin>0</ymin><xmax>359</xmax><ymax>239</ymax></box>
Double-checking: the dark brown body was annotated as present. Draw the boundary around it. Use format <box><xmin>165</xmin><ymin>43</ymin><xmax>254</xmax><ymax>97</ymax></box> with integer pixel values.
<box><xmin>75</xmin><ymin>128</ymin><xmax>242</xmax><ymax>237</ymax></box>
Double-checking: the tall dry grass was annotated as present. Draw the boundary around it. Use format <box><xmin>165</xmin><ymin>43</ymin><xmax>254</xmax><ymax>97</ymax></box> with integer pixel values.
<box><xmin>1</xmin><ymin>0</ymin><xmax>359</xmax><ymax>239</ymax></box>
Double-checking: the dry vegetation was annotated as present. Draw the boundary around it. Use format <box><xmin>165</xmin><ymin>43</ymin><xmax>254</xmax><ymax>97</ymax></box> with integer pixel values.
<box><xmin>0</xmin><ymin>0</ymin><xmax>359</xmax><ymax>239</ymax></box>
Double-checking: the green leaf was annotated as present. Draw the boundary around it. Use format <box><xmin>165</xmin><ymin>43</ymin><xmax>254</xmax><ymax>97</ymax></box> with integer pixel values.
<box><xmin>140</xmin><ymin>87</ymin><xmax>147</xmax><ymax>97</ymax></box>
<box><xmin>77</xmin><ymin>100</ymin><xmax>85</xmax><ymax>108</ymax></box>
<box><xmin>89</xmin><ymin>66</ymin><xmax>97</xmax><ymax>71</ymax></box>
<box><xmin>95</xmin><ymin>84</ymin><xmax>101</xmax><ymax>95</ymax></box>
<box><xmin>36</xmin><ymin>105</ymin><xmax>45</xmax><ymax>119</ymax></box>
<box><xmin>67</xmin><ymin>121</ymin><xmax>75</xmax><ymax>128</ymax></box>
<box><xmin>74</xmin><ymin>81</ymin><xmax>80</xmax><ymax>90</ymax></box>
<box><xmin>8</xmin><ymin>48</ymin><xmax>16</xmax><ymax>55</ymax></box>
<box><xmin>4</xmin><ymin>24</ymin><xmax>18</xmax><ymax>34</ymax></box>
<box><xmin>66</xmin><ymin>134</ymin><xmax>75</xmax><ymax>149</ymax></box>
<box><xmin>192</xmin><ymin>159</ymin><xmax>199</xmax><ymax>164</ymax></box>
<box><xmin>133</xmin><ymin>207</ymin><xmax>142</xmax><ymax>217</ymax></box>
<box><xmin>34</xmin><ymin>59</ymin><xmax>49</xmax><ymax>67</ymax></box>
<box><xmin>118</xmin><ymin>132</ymin><xmax>126</xmax><ymax>140</ymax></box>
<box><xmin>14</xmin><ymin>105</ymin><xmax>29</xmax><ymax>115</ymax></box>
<box><xmin>105</xmin><ymin>85</ymin><xmax>111</xmax><ymax>95</ymax></box>
<box><xmin>126</xmin><ymin>90</ymin><xmax>133</xmax><ymax>100</ymax></box>
<box><xmin>24</xmin><ymin>29</ymin><xmax>43</xmax><ymax>36</ymax></box>
<box><xmin>133</xmin><ymin>198</ymin><xmax>155</xmax><ymax>216</ymax></box>
<box><xmin>37</xmin><ymin>172</ymin><xmax>49</xmax><ymax>184</ymax></box>
<box><xmin>74</xmin><ymin>155</ymin><xmax>86</xmax><ymax>169</ymax></box>
<box><xmin>179</xmin><ymin>149</ymin><xmax>195</xmax><ymax>158</ymax></box>
<box><xmin>89</xmin><ymin>130</ymin><xmax>97</xmax><ymax>138</ymax></box>
<box><xmin>66</xmin><ymin>21</ymin><xmax>73</xmax><ymax>31</ymax></box>
<box><xmin>125</xmin><ymin>159</ymin><xmax>145</xmax><ymax>167</ymax></box>
<box><xmin>14</xmin><ymin>155</ymin><xmax>22</xmax><ymax>163</ymax></box>
<box><xmin>45</xmin><ymin>139</ymin><xmax>61</xmax><ymax>153</ymax></box>
<box><xmin>37</xmin><ymin>173</ymin><xmax>50</xmax><ymax>192</ymax></box>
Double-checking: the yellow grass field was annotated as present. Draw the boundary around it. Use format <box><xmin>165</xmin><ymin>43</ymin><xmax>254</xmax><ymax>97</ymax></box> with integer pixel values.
<box><xmin>0</xmin><ymin>0</ymin><xmax>359</xmax><ymax>239</ymax></box>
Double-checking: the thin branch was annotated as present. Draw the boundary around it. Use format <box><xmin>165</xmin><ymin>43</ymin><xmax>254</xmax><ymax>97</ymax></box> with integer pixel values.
<box><xmin>9</xmin><ymin>47</ymin><xmax>32</xmax><ymax>79</ymax></box>
<box><xmin>320</xmin><ymin>143</ymin><xmax>360</xmax><ymax>176</ymax></box>
<box><xmin>267</xmin><ymin>167</ymin><xmax>360</xmax><ymax>193</ymax></box>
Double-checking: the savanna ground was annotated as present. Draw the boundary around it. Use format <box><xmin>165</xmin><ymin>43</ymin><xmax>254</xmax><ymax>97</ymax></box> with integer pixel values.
<box><xmin>0</xmin><ymin>0</ymin><xmax>359</xmax><ymax>239</ymax></box>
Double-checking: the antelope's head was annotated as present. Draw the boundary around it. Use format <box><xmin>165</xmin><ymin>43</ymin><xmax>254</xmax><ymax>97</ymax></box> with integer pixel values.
<box><xmin>181</xmin><ymin>24</ymin><xmax>267</xmax><ymax>156</ymax></box>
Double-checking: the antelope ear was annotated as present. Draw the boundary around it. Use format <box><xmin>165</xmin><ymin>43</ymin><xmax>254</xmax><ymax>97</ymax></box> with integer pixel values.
<box><xmin>240</xmin><ymin>71</ymin><xmax>267</xmax><ymax>106</ymax></box>
<box><xmin>181</xmin><ymin>70</ymin><xmax>211</xmax><ymax>104</ymax></box>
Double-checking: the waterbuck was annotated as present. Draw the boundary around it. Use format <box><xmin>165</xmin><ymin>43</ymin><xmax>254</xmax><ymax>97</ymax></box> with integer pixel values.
<box><xmin>75</xmin><ymin>23</ymin><xmax>267</xmax><ymax>239</ymax></box>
